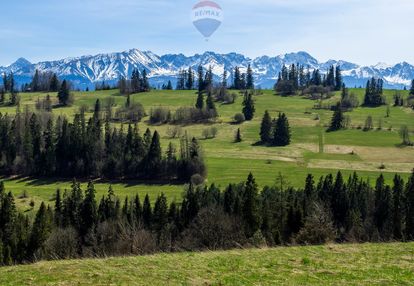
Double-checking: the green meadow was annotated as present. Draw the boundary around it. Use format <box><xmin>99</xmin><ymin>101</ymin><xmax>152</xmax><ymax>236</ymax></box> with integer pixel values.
<box><xmin>1</xmin><ymin>88</ymin><xmax>413</xmax><ymax>211</ymax></box>
<box><xmin>0</xmin><ymin>242</ymin><xmax>412</xmax><ymax>285</ymax></box>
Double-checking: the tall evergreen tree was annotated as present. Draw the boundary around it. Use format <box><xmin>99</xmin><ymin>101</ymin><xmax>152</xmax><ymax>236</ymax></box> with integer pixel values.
<box><xmin>79</xmin><ymin>182</ymin><xmax>98</xmax><ymax>237</ymax></box>
<box><xmin>273</xmin><ymin>113</ymin><xmax>291</xmax><ymax>146</ymax></box>
<box><xmin>335</xmin><ymin>66</ymin><xmax>343</xmax><ymax>91</ymax></box>
<box><xmin>57</xmin><ymin>80</ymin><xmax>71</xmax><ymax>106</ymax></box>
<box><xmin>328</xmin><ymin>103</ymin><xmax>344</xmax><ymax>131</ymax></box>
<box><xmin>195</xmin><ymin>91</ymin><xmax>204</xmax><ymax>109</ymax></box>
<box><xmin>406</xmin><ymin>170</ymin><xmax>414</xmax><ymax>239</ymax></box>
<box><xmin>260</xmin><ymin>110</ymin><xmax>272</xmax><ymax>144</ymax></box>
<box><xmin>242</xmin><ymin>92</ymin><xmax>255</xmax><ymax>121</ymax></box>
<box><xmin>392</xmin><ymin>175</ymin><xmax>404</xmax><ymax>240</ymax></box>
<box><xmin>246</xmin><ymin>64</ymin><xmax>254</xmax><ymax>90</ymax></box>
<box><xmin>142</xmin><ymin>194</ymin><xmax>152</xmax><ymax>228</ymax></box>
<box><xmin>242</xmin><ymin>173</ymin><xmax>261</xmax><ymax>237</ymax></box>
<box><xmin>234</xmin><ymin>128</ymin><xmax>242</xmax><ymax>143</ymax></box>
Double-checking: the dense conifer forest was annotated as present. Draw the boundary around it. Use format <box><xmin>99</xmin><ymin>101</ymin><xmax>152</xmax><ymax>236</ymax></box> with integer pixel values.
<box><xmin>0</xmin><ymin>170</ymin><xmax>414</xmax><ymax>265</ymax></box>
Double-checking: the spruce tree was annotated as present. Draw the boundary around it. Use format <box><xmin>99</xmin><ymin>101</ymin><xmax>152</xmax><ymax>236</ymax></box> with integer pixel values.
<box><xmin>273</xmin><ymin>113</ymin><xmax>291</xmax><ymax>146</ymax></box>
<box><xmin>235</xmin><ymin>128</ymin><xmax>242</xmax><ymax>143</ymax></box>
<box><xmin>328</xmin><ymin>103</ymin><xmax>344</xmax><ymax>131</ymax></box>
<box><xmin>246</xmin><ymin>64</ymin><xmax>254</xmax><ymax>90</ymax></box>
<box><xmin>142</xmin><ymin>194</ymin><xmax>152</xmax><ymax>228</ymax></box>
<box><xmin>392</xmin><ymin>175</ymin><xmax>404</xmax><ymax>240</ymax></box>
<box><xmin>242</xmin><ymin>92</ymin><xmax>255</xmax><ymax>121</ymax></box>
<box><xmin>49</xmin><ymin>74</ymin><xmax>60</xmax><ymax>92</ymax></box>
<box><xmin>197</xmin><ymin>66</ymin><xmax>204</xmax><ymax>92</ymax></box>
<box><xmin>153</xmin><ymin>193</ymin><xmax>168</xmax><ymax>233</ymax></box>
<box><xmin>195</xmin><ymin>91</ymin><xmax>204</xmax><ymax>109</ymax></box>
<box><xmin>335</xmin><ymin>66</ymin><xmax>343</xmax><ymax>91</ymax></box>
<box><xmin>28</xmin><ymin>202</ymin><xmax>51</xmax><ymax>258</ymax></box>
<box><xmin>57</xmin><ymin>80</ymin><xmax>70</xmax><ymax>106</ymax></box>
<box><xmin>260</xmin><ymin>110</ymin><xmax>272</xmax><ymax>144</ymax></box>
<box><xmin>80</xmin><ymin>181</ymin><xmax>98</xmax><ymax>237</ymax></box>
<box><xmin>410</xmin><ymin>79</ymin><xmax>414</xmax><ymax>96</ymax></box>
<box><xmin>406</xmin><ymin>170</ymin><xmax>414</xmax><ymax>239</ymax></box>
<box><xmin>242</xmin><ymin>173</ymin><xmax>261</xmax><ymax>237</ymax></box>
<box><xmin>146</xmin><ymin>131</ymin><xmax>162</xmax><ymax>176</ymax></box>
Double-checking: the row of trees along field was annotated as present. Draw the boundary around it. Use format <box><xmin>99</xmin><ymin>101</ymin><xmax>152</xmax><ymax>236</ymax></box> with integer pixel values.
<box><xmin>0</xmin><ymin>104</ymin><xmax>206</xmax><ymax>180</ymax></box>
<box><xmin>0</xmin><ymin>170</ymin><xmax>414</xmax><ymax>265</ymax></box>
<box><xmin>176</xmin><ymin>65</ymin><xmax>255</xmax><ymax>91</ymax></box>
<box><xmin>274</xmin><ymin>64</ymin><xmax>343</xmax><ymax>96</ymax></box>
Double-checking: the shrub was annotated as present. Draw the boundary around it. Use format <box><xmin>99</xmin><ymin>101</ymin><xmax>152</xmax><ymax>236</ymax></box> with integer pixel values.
<box><xmin>149</xmin><ymin>107</ymin><xmax>170</xmax><ymax>124</ymax></box>
<box><xmin>233</xmin><ymin>113</ymin><xmax>245</xmax><ymax>124</ymax></box>
<box><xmin>166</xmin><ymin>126</ymin><xmax>183</xmax><ymax>139</ymax></box>
<box><xmin>191</xmin><ymin>174</ymin><xmax>205</xmax><ymax>186</ymax></box>
<box><xmin>202</xmin><ymin>127</ymin><xmax>218</xmax><ymax>139</ymax></box>
<box><xmin>114</xmin><ymin>103</ymin><xmax>146</xmax><ymax>123</ymax></box>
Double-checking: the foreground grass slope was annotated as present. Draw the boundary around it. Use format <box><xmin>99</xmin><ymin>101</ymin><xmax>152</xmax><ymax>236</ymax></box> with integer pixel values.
<box><xmin>0</xmin><ymin>243</ymin><xmax>413</xmax><ymax>285</ymax></box>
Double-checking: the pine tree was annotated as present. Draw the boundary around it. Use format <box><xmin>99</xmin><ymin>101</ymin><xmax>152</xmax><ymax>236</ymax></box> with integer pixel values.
<box><xmin>242</xmin><ymin>92</ymin><xmax>255</xmax><ymax>121</ymax></box>
<box><xmin>392</xmin><ymin>175</ymin><xmax>404</xmax><ymax>240</ymax></box>
<box><xmin>260</xmin><ymin>110</ymin><xmax>272</xmax><ymax>144</ymax></box>
<box><xmin>206</xmin><ymin>92</ymin><xmax>216</xmax><ymax>116</ymax></box>
<box><xmin>242</xmin><ymin>173</ymin><xmax>261</xmax><ymax>237</ymax></box>
<box><xmin>246</xmin><ymin>64</ymin><xmax>254</xmax><ymax>90</ymax></box>
<box><xmin>328</xmin><ymin>103</ymin><xmax>344</xmax><ymax>131</ymax></box>
<box><xmin>57</xmin><ymin>80</ymin><xmax>70</xmax><ymax>106</ymax></box>
<box><xmin>31</xmin><ymin>70</ymin><xmax>40</xmax><ymax>92</ymax></box>
<box><xmin>186</xmin><ymin>67</ymin><xmax>194</xmax><ymax>90</ymax></box>
<box><xmin>234</xmin><ymin>128</ymin><xmax>242</xmax><ymax>143</ymax></box>
<box><xmin>54</xmin><ymin>189</ymin><xmax>63</xmax><ymax>227</ymax></box>
<box><xmin>153</xmin><ymin>193</ymin><xmax>168</xmax><ymax>233</ymax></box>
<box><xmin>142</xmin><ymin>194</ymin><xmax>152</xmax><ymax>228</ymax></box>
<box><xmin>49</xmin><ymin>74</ymin><xmax>60</xmax><ymax>92</ymax></box>
<box><xmin>28</xmin><ymin>202</ymin><xmax>51</xmax><ymax>258</ymax></box>
<box><xmin>195</xmin><ymin>91</ymin><xmax>204</xmax><ymax>109</ymax></box>
<box><xmin>273</xmin><ymin>113</ymin><xmax>291</xmax><ymax>146</ymax></box>
<box><xmin>79</xmin><ymin>181</ymin><xmax>98</xmax><ymax>237</ymax></box>
<box><xmin>234</xmin><ymin>67</ymin><xmax>241</xmax><ymax>89</ymax></box>
<box><xmin>146</xmin><ymin>131</ymin><xmax>162</xmax><ymax>176</ymax></box>
<box><xmin>197</xmin><ymin>66</ymin><xmax>204</xmax><ymax>92</ymax></box>
<box><xmin>406</xmin><ymin>170</ymin><xmax>414</xmax><ymax>239</ymax></box>
<box><xmin>335</xmin><ymin>66</ymin><xmax>343</xmax><ymax>91</ymax></box>
<box><xmin>166</xmin><ymin>80</ymin><xmax>173</xmax><ymax>90</ymax></box>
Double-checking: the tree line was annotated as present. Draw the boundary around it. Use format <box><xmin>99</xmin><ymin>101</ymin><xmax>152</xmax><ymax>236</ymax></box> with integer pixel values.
<box><xmin>0</xmin><ymin>106</ymin><xmax>206</xmax><ymax>181</ymax></box>
<box><xmin>274</xmin><ymin>64</ymin><xmax>343</xmax><ymax>96</ymax></box>
<box><xmin>118</xmin><ymin>69</ymin><xmax>150</xmax><ymax>95</ymax></box>
<box><xmin>1</xmin><ymin>170</ymin><xmax>414</xmax><ymax>266</ymax></box>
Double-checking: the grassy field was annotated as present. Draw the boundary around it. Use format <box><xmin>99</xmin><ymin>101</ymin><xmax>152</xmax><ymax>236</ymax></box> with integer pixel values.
<box><xmin>1</xmin><ymin>88</ymin><xmax>413</xmax><ymax>210</ymax></box>
<box><xmin>0</xmin><ymin>242</ymin><xmax>412</xmax><ymax>285</ymax></box>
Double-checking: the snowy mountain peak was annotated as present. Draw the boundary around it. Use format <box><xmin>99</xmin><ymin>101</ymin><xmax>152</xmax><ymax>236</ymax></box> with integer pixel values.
<box><xmin>1</xmin><ymin>50</ymin><xmax>413</xmax><ymax>90</ymax></box>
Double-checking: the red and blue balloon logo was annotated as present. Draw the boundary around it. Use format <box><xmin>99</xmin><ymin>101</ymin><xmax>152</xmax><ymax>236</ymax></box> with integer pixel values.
<box><xmin>192</xmin><ymin>1</ymin><xmax>223</xmax><ymax>39</ymax></box>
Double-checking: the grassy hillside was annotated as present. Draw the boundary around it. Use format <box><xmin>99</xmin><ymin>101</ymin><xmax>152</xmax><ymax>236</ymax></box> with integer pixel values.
<box><xmin>0</xmin><ymin>242</ymin><xmax>412</xmax><ymax>285</ymax></box>
<box><xmin>1</xmin><ymin>88</ymin><xmax>413</xmax><ymax>211</ymax></box>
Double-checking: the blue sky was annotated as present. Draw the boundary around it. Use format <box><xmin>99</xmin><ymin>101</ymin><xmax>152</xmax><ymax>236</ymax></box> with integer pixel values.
<box><xmin>0</xmin><ymin>0</ymin><xmax>413</xmax><ymax>66</ymax></box>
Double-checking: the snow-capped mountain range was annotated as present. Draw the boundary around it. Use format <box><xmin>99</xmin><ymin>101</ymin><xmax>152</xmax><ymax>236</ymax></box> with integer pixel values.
<box><xmin>1</xmin><ymin>49</ymin><xmax>413</xmax><ymax>90</ymax></box>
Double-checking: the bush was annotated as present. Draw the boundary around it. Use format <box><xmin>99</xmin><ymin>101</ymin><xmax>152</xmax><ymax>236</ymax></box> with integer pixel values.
<box><xmin>295</xmin><ymin>203</ymin><xmax>336</xmax><ymax>245</ymax></box>
<box><xmin>166</xmin><ymin>126</ymin><xmax>183</xmax><ymax>139</ymax></box>
<box><xmin>179</xmin><ymin>207</ymin><xmax>246</xmax><ymax>250</ymax></box>
<box><xmin>149</xmin><ymin>107</ymin><xmax>171</xmax><ymax>124</ymax></box>
<box><xmin>233</xmin><ymin>113</ymin><xmax>245</xmax><ymax>124</ymax></box>
<box><xmin>202</xmin><ymin>127</ymin><xmax>218</xmax><ymax>139</ymax></box>
<box><xmin>191</xmin><ymin>174</ymin><xmax>205</xmax><ymax>185</ymax></box>
<box><xmin>113</xmin><ymin>103</ymin><xmax>146</xmax><ymax>123</ymax></box>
